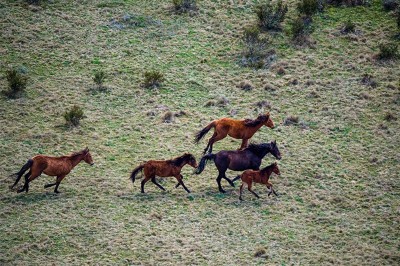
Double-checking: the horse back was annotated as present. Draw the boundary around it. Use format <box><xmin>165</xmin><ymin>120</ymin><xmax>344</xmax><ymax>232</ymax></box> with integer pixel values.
<box><xmin>144</xmin><ymin>160</ymin><xmax>179</xmax><ymax>177</ymax></box>
<box><xmin>215</xmin><ymin>150</ymin><xmax>261</xmax><ymax>171</ymax></box>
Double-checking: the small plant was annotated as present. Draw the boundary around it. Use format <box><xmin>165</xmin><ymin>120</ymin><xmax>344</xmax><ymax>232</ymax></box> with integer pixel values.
<box><xmin>241</xmin><ymin>25</ymin><xmax>275</xmax><ymax>68</ymax></box>
<box><xmin>378</xmin><ymin>42</ymin><xmax>399</xmax><ymax>59</ymax></box>
<box><xmin>384</xmin><ymin>111</ymin><xmax>397</xmax><ymax>121</ymax></box>
<box><xmin>341</xmin><ymin>20</ymin><xmax>356</xmax><ymax>34</ymax></box>
<box><xmin>382</xmin><ymin>0</ymin><xmax>399</xmax><ymax>11</ymax></box>
<box><xmin>326</xmin><ymin>0</ymin><xmax>370</xmax><ymax>6</ymax></box>
<box><xmin>26</xmin><ymin>0</ymin><xmax>41</xmax><ymax>5</ymax></box>
<box><xmin>255</xmin><ymin>0</ymin><xmax>288</xmax><ymax>30</ymax></box>
<box><xmin>284</xmin><ymin>115</ymin><xmax>299</xmax><ymax>125</ymax></box>
<box><xmin>4</xmin><ymin>68</ymin><xmax>28</xmax><ymax>98</ymax></box>
<box><xmin>289</xmin><ymin>17</ymin><xmax>313</xmax><ymax>44</ymax></box>
<box><xmin>162</xmin><ymin>111</ymin><xmax>174</xmax><ymax>123</ymax></box>
<box><xmin>93</xmin><ymin>70</ymin><xmax>106</xmax><ymax>89</ymax></box>
<box><xmin>237</xmin><ymin>80</ymin><xmax>254</xmax><ymax>91</ymax></box>
<box><xmin>143</xmin><ymin>70</ymin><xmax>165</xmax><ymax>89</ymax></box>
<box><xmin>172</xmin><ymin>0</ymin><xmax>197</xmax><ymax>13</ymax></box>
<box><xmin>297</xmin><ymin>0</ymin><xmax>319</xmax><ymax>17</ymax></box>
<box><xmin>64</xmin><ymin>105</ymin><xmax>84</xmax><ymax>127</ymax></box>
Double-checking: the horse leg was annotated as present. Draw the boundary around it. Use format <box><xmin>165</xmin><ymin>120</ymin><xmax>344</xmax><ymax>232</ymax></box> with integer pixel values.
<box><xmin>141</xmin><ymin>176</ymin><xmax>150</xmax><ymax>193</ymax></box>
<box><xmin>11</xmin><ymin>170</ymin><xmax>31</xmax><ymax>190</ymax></box>
<box><xmin>248</xmin><ymin>182</ymin><xmax>260</xmax><ymax>199</ymax></box>
<box><xmin>239</xmin><ymin>139</ymin><xmax>249</xmax><ymax>150</ymax></box>
<box><xmin>267</xmin><ymin>183</ymin><xmax>278</xmax><ymax>197</ymax></box>
<box><xmin>216</xmin><ymin>173</ymin><xmax>226</xmax><ymax>193</ymax></box>
<box><xmin>17</xmin><ymin>170</ymin><xmax>41</xmax><ymax>193</ymax></box>
<box><xmin>222</xmin><ymin>173</ymin><xmax>235</xmax><ymax>187</ymax></box>
<box><xmin>54</xmin><ymin>175</ymin><xmax>66</xmax><ymax>193</ymax></box>
<box><xmin>175</xmin><ymin>175</ymin><xmax>191</xmax><ymax>193</ymax></box>
<box><xmin>208</xmin><ymin>132</ymin><xmax>227</xmax><ymax>154</ymax></box>
<box><xmin>44</xmin><ymin>182</ymin><xmax>57</xmax><ymax>188</ymax></box>
<box><xmin>239</xmin><ymin>183</ymin><xmax>244</xmax><ymax>201</ymax></box>
<box><xmin>151</xmin><ymin>176</ymin><xmax>166</xmax><ymax>191</ymax></box>
<box><xmin>204</xmin><ymin>132</ymin><xmax>217</xmax><ymax>154</ymax></box>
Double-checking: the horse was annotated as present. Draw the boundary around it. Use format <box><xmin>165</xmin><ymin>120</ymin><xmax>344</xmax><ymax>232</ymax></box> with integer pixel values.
<box><xmin>130</xmin><ymin>153</ymin><xmax>198</xmax><ymax>193</ymax></box>
<box><xmin>194</xmin><ymin>141</ymin><xmax>281</xmax><ymax>193</ymax></box>
<box><xmin>194</xmin><ymin>112</ymin><xmax>275</xmax><ymax>154</ymax></box>
<box><xmin>234</xmin><ymin>162</ymin><xmax>280</xmax><ymax>201</ymax></box>
<box><xmin>10</xmin><ymin>147</ymin><xmax>94</xmax><ymax>193</ymax></box>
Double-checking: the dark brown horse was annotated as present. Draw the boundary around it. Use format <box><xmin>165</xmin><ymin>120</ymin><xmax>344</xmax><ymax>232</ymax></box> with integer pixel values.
<box><xmin>194</xmin><ymin>112</ymin><xmax>275</xmax><ymax>154</ymax></box>
<box><xmin>10</xmin><ymin>147</ymin><xmax>94</xmax><ymax>193</ymax></box>
<box><xmin>130</xmin><ymin>153</ymin><xmax>197</xmax><ymax>193</ymax></box>
<box><xmin>194</xmin><ymin>141</ymin><xmax>281</xmax><ymax>193</ymax></box>
<box><xmin>234</xmin><ymin>162</ymin><xmax>280</xmax><ymax>201</ymax></box>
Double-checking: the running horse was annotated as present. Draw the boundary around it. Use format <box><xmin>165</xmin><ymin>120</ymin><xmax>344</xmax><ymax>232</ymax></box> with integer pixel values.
<box><xmin>10</xmin><ymin>147</ymin><xmax>94</xmax><ymax>193</ymax></box>
<box><xmin>194</xmin><ymin>141</ymin><xmax>281</xmax><ymax>193</ymax></box>
<box><xmin>130</xmin><ymin>153</ymin><xmax>197</xmax><ymax>193</ymax></box>
<box><xmin>194</xmin><ymin>112</ymin><xmax>275</xmax><ymax>154</ymax></box>
<box><xmin>233</xmin><ymin>162</ymin><xmax>280</xmax><ymax>201</ymax></box>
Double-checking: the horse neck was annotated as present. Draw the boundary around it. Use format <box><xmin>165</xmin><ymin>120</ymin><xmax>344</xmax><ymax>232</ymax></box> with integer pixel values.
<box><xmin>260</xmin><ymin>165</ymin><xmax>274</xmax><ymax>182</ymax></box>
<box><xmin>256</xmin><ymin>144</ymin><xmax>271</xmax><ymax>158</ymax></box>
<box><xmin>69</xmin><ymin>153</ymin><xmax>85</xmax><ymax>168</ymax></box>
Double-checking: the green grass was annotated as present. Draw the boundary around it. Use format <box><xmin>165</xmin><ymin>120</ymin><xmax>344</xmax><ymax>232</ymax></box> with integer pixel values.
<box><xmin>0</xmin><ymin>0</ymin><xmax>399</xmax><ymax>264</ymax></box>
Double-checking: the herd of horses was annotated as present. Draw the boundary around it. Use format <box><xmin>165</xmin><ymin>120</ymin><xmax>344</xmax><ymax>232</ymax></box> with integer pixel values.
<box><xmin>10</xmin><ymin>112</ymin><xmax>282</xmax><ymax>200</ymax></box>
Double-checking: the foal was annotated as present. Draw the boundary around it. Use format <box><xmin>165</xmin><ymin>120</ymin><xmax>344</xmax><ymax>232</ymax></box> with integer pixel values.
<box><xmin>10</xmin><ymin>147</ymin><xmax>94</xmax><ymax>193</ymax></box>
<box><xmin>194</xmin><ymin>112</ymin><xmax>275</xmax><ymax>154</ymax></box>
<box><xmin>234</xmin><ymin>162</ymin><xmax>280</xmax><ymax>201</ymax></box>
<box><xmin>130</xmin><ymin>153</ymin><xmax>197</xmax><ymax>193</ymax></box>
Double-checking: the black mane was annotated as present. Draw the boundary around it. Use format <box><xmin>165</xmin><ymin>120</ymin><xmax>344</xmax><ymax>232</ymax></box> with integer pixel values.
<box><xmin>171</xmin><ymin>153</ymin><xmax>193</xmax><ymax>166</ymax></box>
<box><xmin>244</xmin><ymin>114</ymin><xmax>268</xmax><ymax>127</ymax></box>
<box><xmin>245</xmin><ymin>143</ymin><xmax>271</xmax><ymax>157</ymax></box>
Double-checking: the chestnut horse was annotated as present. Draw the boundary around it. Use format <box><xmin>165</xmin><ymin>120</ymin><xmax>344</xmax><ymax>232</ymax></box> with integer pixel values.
<box><xmin>234</xmin><ymin>162</ymin><xmax>280</xmax><ymax>201</ymax></box>
<box><xmin>10</xmin><ymin>147</ymin><xmax>94</xmax><ymax>193</ymax></box>
<box><xmin>194</xmin><ymin>113</ymin><xmax>275</xmax><ymax>154</ymax></box>
<box><xmin>130</xmin><ymin>153</ymin><xmax>197</xmax><ymax>193</ymax></box>
<box><xmin>194</xmin><ymin>141</ymin><xmax>281</xmax><ymax>193</ymax></box>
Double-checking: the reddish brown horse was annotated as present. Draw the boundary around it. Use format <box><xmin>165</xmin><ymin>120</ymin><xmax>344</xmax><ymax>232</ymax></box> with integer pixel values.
<box><xmin>233</xmin><ymin>162</ymin><xmax>280</xmax><ymax>201</ymax></box>
<box><xmin>10</xmin><ymin>147</ymin><xmax>94</xmax><ymax>193</ymax></box>
<box><xmin>130</xmin><ymin>153</ymin><xmax>197</xmax><ymax>193</ymax></box>
<box><xmin>194</xmin><ymin>113</ymin><xmax>275</xmax><ymax>154</ymax></box>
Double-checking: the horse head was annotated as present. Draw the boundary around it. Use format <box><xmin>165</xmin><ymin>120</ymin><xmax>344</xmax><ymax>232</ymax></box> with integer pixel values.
<box><xmin>261</xmin><ymin>112</ymin><xmax>274</xmax><ymax>128</ymax></box>
<box><xmin>272</xmin><ymin>162</ymin><xmax>280</xmax><ymax>176</ymax></box>
<box><xmin>270</xmin><ymin>140</ymin><xmax>281</xmax><ymax>160</ymax></box>
<box><xmin>83</xmin><ymin>147</ymin><xmax>94</xmax><ymax>166</ymax></box>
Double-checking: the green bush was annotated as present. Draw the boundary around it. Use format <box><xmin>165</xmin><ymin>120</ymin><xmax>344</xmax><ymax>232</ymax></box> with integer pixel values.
<box><xmin>342</xmin><ymin>20</ymin><xmax>356</xmax><ymax>33</ymax></box>
<box><xmin>64</xmin><ymin>105</ymin><xmax>84</xmax><ymax>127</ymax></box>
<box><xmin>255</xmin><ymin>0</ymin><xmax>288</xmax><ymax>30</ymax></box>
<box><xmin>381</xmin><ymin>0</ymin><xmax>399</xmax><ymax>11</ymax></box>
<box><xmin>289</xmin><ymin>17</ymin><xmax>313</xmax><ymax>42</ymax></box>
<box><xmin>326</xmin><ymin>0</ymin><xmax>370</xmax><ymax>6</ymax></box>
<box><xmin>143</xmin><ymin>70</ymin><xmax>165</xmax><ymax>88</ymax></box>
<box><xmin>378</xmin><ymin>42</ymin><xmax>398</xmax><ymax>59</ymax></box>
<box><xmin>172</xmin><ymin>0</ymin><xmax>197</xmax><ymax>13</ymax></box>
<box><xmin>297</xmin><ymin>0</ymin><xmax>319</xmax><ymax>17</ymax></box>
<box><xmin>240</xmin><ymin>25</ymin><xmax>274</xmax><ymax>68</ymax></box>
<box><xmin>93</xmin><ymin>70</ymin><xmax>106</xmax><ymax>88</ymax></box>
<box><xmin>4</xmin><ymin>68</ymin><xmax>28</xmax><ymax>98</ymax></box>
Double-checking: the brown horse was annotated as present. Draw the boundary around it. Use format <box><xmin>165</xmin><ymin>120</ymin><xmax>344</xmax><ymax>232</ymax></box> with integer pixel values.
<box><xmin>10</xmin><ymin>147</ymin><xmax>94</xmax><ymax>193</ymax></box>
<box><xmin>234</xmin><ymin>162</ymin><xmax>280</xmax><ymax>201</ymax></box>
<box><xmin>194</xmin><ymin>112</ymin><xmax>275</xmax><ymax>154</ymax></box>
<box><xmin>130</xmin><ymin>153</ymin><xmax>198</xmax><ymax>193</ymax></box>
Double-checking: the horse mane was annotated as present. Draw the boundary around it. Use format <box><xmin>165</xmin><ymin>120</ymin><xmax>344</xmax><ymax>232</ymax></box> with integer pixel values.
<box><xmin>171</xmin><ymin>153</ymin><xmax>193</xmax><ymax>166</ymax></box>
<box><xmin>260</xmin><ymin>163</ymin><xmax>276</xmax><ymax>175</ymax></box>
<box><xmin>69</xmin><ymin>148</ymin><xmax>88</xmax><ymax>158</ymax></box>
<box><xmin>244</xmin><ymin>114</ymin><xmax>268</xmax><ymax>127</ymax></box>
<box><xmin>245</xmin><ymin>143</ymin><xmax>269</xmax><ymax>157</ymax></box>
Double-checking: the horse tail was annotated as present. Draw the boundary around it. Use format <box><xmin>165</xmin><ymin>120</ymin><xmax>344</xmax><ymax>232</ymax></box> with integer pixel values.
<box><xmin>130</xmin><ymin>164</ymin><xmax>145</xmax><ymax>183</ymax></box>
<box><xmin>194</xmin><ymin>121</ymin><xmax>216</xmax><ymax>144</ymax></box>
<box><xmin>194</xmin><ymin>154</ymin><xmax>215</xmax><ymax>174</ymax></box>
<box><xmin>232</xmin><ymin>175</ymin><xmax>241</xmax><ymax>183</ymax></box>
<box><xmin>10</xmin><ymin>159</ymin><xmax>33</xmax><ymax>189</ymax></box>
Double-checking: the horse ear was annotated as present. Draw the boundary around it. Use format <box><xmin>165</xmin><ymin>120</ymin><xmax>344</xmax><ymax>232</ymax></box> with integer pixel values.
<box><xmin>273</xmin><ymin>140</ymin><xmax>276</xmax><ymax>144</ymax></box>
<box><xmin>84</xmin><ymin>147</ymin><xmax>89</xmax><ymax>153</ymax></box>
<box><xmin>273</xmin><ymin>162</ymin><xmax>277</xmax><ymax>166</ymax></box>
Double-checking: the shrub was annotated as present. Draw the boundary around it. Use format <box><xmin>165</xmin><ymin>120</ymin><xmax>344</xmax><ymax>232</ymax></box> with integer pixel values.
<box><xmin>341</xmin><ymin>20</ymin><xmax>356</xmax><ymax>33</ymax></box>
<box><xmin>297</xmin><ymin>0</ymin><xmax>319</xmax><ymax>17</ymax></box>
<box><xmin>255</xmin><ymin>0</ymin><xmax>288</xmax><ymax>30</ymax></box>
<box><xmin>172</xmin><ymin>0</ymin><xmax>197</xmax><ymax>13</ymax></box>
<box><xmin>397</xmin><ymin>11</ymin><xmax>400</xmax><ymax>30</ymax></box>
<box><xmin>381</xmin><ymin>0</ymin><xmax>399</xmax><ymax>11</ymax></box>
<box><xmin>162</xmin><ymin>111</ymin><xmax>174</xmax><ymax>123</ymax></box>
<box><xmin>93</xmin><ymin>70</ymin><xmax>106</xmax><ymax>88</ymax></box>
<box><xmin>26</xmin><ymin>0</ymin><xmax>41</xmax><ymax>5</ymax></box>
<box><xmin>326</xmin><ymin>0</ymin><xmax>370</xmax><ymax>6</ymax></box>
<box><xmin>284</xmin><ymin>115</ymin><xmax>299</xmax><ymax>125</ymax></box>
<box><xmin>237</xmin><ymin>80</ymin><xmax>254</xmax><ymax>91</ymax></box>
<box><xmin>289</xmin><ymin>17</ymin><xmax>313</xmax><ymax>44</ymax></box>
<box><xmin>64</xmin><ymin>105</ymin><xmax>84</xmax><ymax>127</ymax></box>
<box><xmin>143</xmin><ymin>70</ymin><xmax>165</xmax><ymax>88</ymax></box>
<box><xmin>378</xmin><ymin>42</ymin><xmax>398</xmax><ymax>59</ymax></box>
<box><xmin>4</xmin><ymin>68</ymin><xmax>28</xmax><ymax>98</ymax></box>
<box><xmin>241</xmin><ymin>25</ymin><xmax>276</xmax><ymax>68</ymax></box>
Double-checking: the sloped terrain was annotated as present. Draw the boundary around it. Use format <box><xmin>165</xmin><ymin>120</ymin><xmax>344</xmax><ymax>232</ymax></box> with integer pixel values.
<box><xmin>0</xmin><ymin>0</ymin><xmax>399</xmax><ymax>264</ymax></box>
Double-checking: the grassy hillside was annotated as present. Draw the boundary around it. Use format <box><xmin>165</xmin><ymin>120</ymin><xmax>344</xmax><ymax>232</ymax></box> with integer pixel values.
<box><xmin>0</xmin><ymin>0</ymin><xmax>399</xmax><ymax>264</ymax></box>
